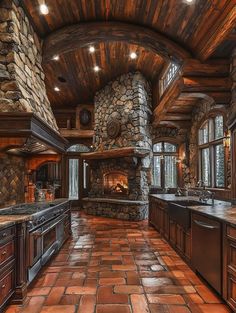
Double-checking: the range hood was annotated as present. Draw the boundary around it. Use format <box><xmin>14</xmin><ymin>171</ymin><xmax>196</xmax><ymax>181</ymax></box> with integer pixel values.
<box><xmin>0</xmin><ymin>113</ymin><xmax>68</xmax><ymax>154</ymax></box>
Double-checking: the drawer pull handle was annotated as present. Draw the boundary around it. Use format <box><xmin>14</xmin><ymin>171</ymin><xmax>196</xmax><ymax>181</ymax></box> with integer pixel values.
<box><xmin>1</xmin><ymin>284</ymin><xmax>5</xmax><ymax>288</ymax></box>
<box><xmin>194</xmin><ymin>219</ymin><xmax>219</xmax><ymax>230</ymax></box>
<box><xmin>2</xmin><ymin>251</ymin><xmax>6</xmax><ymax>255</ymax></box>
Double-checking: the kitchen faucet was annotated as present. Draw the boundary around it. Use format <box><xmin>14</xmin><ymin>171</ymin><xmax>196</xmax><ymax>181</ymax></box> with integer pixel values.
<box><xmin>197</xmin><ymin>180</ymin><xmax>215</xmax><ymax>204</ymax></box>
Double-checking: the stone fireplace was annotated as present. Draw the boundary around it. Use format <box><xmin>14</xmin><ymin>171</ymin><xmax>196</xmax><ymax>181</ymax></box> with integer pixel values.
<box><xmin>103</xmin><ymin>171</ymin><xmax>128</xmax><ymax>196</ymax></box>
<box><xmin>82</xmin><ymin>72</ymin><xmax>152</xmax><ymax>220</ymax></box>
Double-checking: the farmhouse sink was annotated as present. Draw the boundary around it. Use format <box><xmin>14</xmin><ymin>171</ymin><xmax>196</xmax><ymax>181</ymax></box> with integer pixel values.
<box><xmin>171</xmin><ymin>200</ymin><xmax>211</xmax><ymax>207</ymax></box>
<box><xmin>168</xmin><ymin>200</ymin><xmax>211</xmax><ymax>230</ymax></box>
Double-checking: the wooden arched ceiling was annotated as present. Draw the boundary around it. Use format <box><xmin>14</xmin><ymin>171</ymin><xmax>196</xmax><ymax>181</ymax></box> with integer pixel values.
<box><xmin>44</xmin><ymin>42</ymin><xmax>165</xmax><ymax>107</ymax></box>
<box><xmin>42</xmin><ymin>22</ymin><xmax>190</xmax><ymax>64</ymax></box>
<box><xmin>22</xmin><ymin>0</ymin><xmax>236</xmax><ymax>60</ymax></box>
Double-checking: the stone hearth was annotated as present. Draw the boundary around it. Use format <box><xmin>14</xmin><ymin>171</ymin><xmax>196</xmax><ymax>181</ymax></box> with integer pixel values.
<box><xmin>83</xmin><ymin>72</ymin><xmax>152</xmax><ymax>220</ymax></box>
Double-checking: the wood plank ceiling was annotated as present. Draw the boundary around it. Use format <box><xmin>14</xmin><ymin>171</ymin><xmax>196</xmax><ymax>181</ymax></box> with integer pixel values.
<box><xmin>21</xmin><ymin>0</ymin><xmax>236</xmax><ymax>127</ymax></box>
<box><xmin>44</xmin><ymin>42</ymin><xmax>165</xmax><ymax>107</ymax></box>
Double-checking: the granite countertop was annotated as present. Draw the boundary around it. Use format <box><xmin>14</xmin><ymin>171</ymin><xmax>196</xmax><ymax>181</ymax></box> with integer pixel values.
<box><xmin>149</xmin><ymin>193</ymin><xmax>236</xmax><ymax>225</ymax></box>
<box><xmin>0</xmin><ymin>198</ymin><xmax>69</xmax><ymax>231</ymax></box>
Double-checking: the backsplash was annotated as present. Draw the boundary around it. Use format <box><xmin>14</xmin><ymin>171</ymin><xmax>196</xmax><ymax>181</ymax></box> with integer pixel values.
<box><xmin>0</xmin><ymin>153</ymin><xmax>25</xmax><ymax>208</ymax></box>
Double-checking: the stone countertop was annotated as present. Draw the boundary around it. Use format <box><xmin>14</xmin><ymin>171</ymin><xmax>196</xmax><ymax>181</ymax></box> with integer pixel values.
<box><xmin>149</xmin><ymin>194</ymin><xmax>236</xmax><ymax>225</ymax></box>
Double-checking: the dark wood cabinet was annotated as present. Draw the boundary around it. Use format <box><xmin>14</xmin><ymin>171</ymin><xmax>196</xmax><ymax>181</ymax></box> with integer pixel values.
<box><xmin>223</xmin><ymin>224</ymin><xmax>236</xmax><ymax>311</ymax></box>
<box><xmin>149</xmin><ymin>197</ymin><xmax>168</xmax><ymax>239</ymax></box>
<box><xmin>149</xmin><ymin>196</ymin><xmax>191</xmax><ymax>263</ymax></box>
<box><xmin>0</xmin><ymin>225</ymin><xmax>15</xmax><ymax>311</ymax></box>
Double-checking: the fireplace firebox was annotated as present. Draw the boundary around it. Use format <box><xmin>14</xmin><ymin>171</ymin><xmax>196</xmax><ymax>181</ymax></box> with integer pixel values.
<box><xmin>103</xmin><ymin>171</ymin><xmax>128</xmax><ymax>196</ymax></box>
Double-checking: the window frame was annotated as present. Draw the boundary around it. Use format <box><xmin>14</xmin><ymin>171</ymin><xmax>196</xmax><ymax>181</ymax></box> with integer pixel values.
<box><xmin>198</xmin><ymin>115</ymin><xmax>226</xmax><ymax>189</ymax></box>
<box><xmin>153</xmin><ymin>141</ymin><xmax>178</xmax><ymax>189</ymax></box>
<box><xmin>159</xmin><ymin>62</ymin><xmax>179</xmax><ymax>96</ymax></box>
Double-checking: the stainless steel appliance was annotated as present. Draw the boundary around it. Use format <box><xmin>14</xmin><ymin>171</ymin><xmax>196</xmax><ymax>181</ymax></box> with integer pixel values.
<box><xmin>192</xmin><ymin>213</ymin><xmax>222</xmax><ymax>294</ymax></box>
<box><xmin>0</xmin><ymin>200</ymin><xmax>71</xmax><ymax>283</ymax></box>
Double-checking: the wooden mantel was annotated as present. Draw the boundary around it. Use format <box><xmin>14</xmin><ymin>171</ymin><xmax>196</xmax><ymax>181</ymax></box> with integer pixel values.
<box><xmin>82</xmin><ymin>147</ymin><xmax>150</xmax><ymax>160</ymax></box>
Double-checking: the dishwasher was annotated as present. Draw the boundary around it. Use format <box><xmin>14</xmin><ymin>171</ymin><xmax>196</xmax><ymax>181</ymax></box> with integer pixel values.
<box><xmin>192</xmin><ymin>213</ymin><xmax>222</xmax><ymax>294</ymax></box>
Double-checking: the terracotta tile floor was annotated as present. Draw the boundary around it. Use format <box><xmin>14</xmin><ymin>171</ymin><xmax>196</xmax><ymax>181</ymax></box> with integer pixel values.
<box><xmin>6</xmin><ymin>212</ymin><xmax>232</xmax><ymax>313</ymax></box>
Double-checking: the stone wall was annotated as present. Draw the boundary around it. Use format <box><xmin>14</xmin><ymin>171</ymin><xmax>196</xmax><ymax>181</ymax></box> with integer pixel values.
<box><xmin>0</xmin><ymin>0</ymin><xmax>58</xmax><ymax>130</ymax></box>
<box><xmin>0</xmin><ymin>153</ymin><xmax>25</xmax><ymax>208</ymax></box>
<box><xmin>94</xmin><ymin>71</ymin><xmax>152</xmax><ymax>151</ymax></box>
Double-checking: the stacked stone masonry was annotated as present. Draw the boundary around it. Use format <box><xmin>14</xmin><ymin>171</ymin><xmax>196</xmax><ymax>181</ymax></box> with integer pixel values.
<box><xmin>85</xmin><ymin>72</ymin><xmax>152</xmax><ymax>220</ymax></box>
<box><xmin>0</xmin><ymin>0</ymin><xmax>58</xmax><ymax>130</ymax></box>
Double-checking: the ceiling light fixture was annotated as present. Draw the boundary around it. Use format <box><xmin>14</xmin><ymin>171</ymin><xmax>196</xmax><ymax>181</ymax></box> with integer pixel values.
<box><xmin>94</xmin><ymin>66</ymin><xmax>100</xmax><ymax>72</ymax></box>
<box><xmin>130</xmin><ymin>52</ymin><xmax>137</xmax><ymax>59</ymax></box>
<box><xmin>89</xmin><ymin>46</ymin><xmax>95</xmax><ymax>53</ymax></box>
<box><xmin>52</xmin><ymin>55</ymin><xmax>59</xmax><ymax>61</ymax></box>
<box><xmin>39</xmin><ymin>3</ymin><xmax>49</xmax><ymax>15</ymax></box>
<box><xmin>54</xmin><ymin>86</ymin><xmax>60</xmax><ymax>92</ymax></box>
<box><xmin>185</xmin><ymin>0</ymin><xmax>193</xmax><ymax>3</ymax></box>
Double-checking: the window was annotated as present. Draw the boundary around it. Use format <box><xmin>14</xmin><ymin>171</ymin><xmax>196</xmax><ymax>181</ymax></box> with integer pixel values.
<box><xmin>153</xmin><ymin>142</ymin><xmax>178</xmax><ymax>189</ymax></box>
<box><xmin>198</xmin><ymin>115</ymin><xmax>225</xmax><ymax>188</ymax></box>
<box><xmin>160</xmin><ymin>62</ymin><xmax>179</xmax><ymax>95</ymax></box>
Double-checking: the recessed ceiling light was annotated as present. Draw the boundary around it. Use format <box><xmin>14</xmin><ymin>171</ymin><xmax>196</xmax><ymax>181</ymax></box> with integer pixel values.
<box><xmin>94</xmin><ymin>66</ymin><xmax>100</xmax><ymax>72</ymax></box>
<box><xmin>185</xmin><ymin>0</ymin><xmax>194</xmax><ymax>3</ymax></box>
<box><xmin>52</xmin><ymin>55</ymin><xmax>59</xmax><ymax>61</ymax></box>
<box><xmin>89</xmin><ymin>46</ymin><xmax>95</xmax><ymax>53</ymax></box>
<box><xmin>54</xmin><ymin>86</ymin><xmax>60</xmax><ymax>92</ymax></box>
<box><xmin>39</xmin><ymin>4</ymin><xmax>49</xmax><ymax>15</ymax></box>
<box><xmin>130</xmin><ymin>52</ymin><xmax>137</xmax><ymax>59</ymax></box>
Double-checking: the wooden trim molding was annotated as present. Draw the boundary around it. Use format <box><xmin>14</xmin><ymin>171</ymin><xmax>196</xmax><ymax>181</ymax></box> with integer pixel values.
<box><xmin>43</xmin><ymin>22</ymin><xmax>192</xmax><ymax>64</ymax></box>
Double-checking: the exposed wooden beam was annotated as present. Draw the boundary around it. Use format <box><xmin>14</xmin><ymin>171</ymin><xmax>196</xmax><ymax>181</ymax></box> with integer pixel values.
<box><xmin>165</xmin><ymin>113</ymin><xmax>192</xmax><ymax>121</ymax></box>
<box><xmin>182</xmin><ymin>59</ymin><xmax>230</xmax><ymax>77</ymax></box>
<box><xmin>159</xmin><ymin>120</ymin><xmax>192</xmax><ymax>129</ymax></box>
<box><xmin>182</xmin><ymin>77</ymin><xmax>231</xmax><ymax>92</ymax></box>
<box><xmin>195</xmin><ymin>2</ymin><xmax>236</xmax><ymax>61</ymax></box>
<box><xmin>153</xmin><ymin>76</ymin><xmax>183</xmax><ymax>125</ymax></box>
<box><xmin>43</xmin><ymin>22</ymin><xmax>191</xmax><ymax>64</ymax></box>
<box><xmin>60</xmin><ymin>129</ymin><xmax>94</xmax><ymax>139</ymax></box>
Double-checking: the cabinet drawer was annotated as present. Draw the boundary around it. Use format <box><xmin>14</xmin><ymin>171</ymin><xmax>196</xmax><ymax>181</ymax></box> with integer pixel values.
<box><xmin>0</xmin><ymin>268</ymin><xmax>14</xmax><ymax>306</ymax></box>
<box><xmin>0</xmin><ymin>227</ymin><xmax>15</xmax><ymax>243</ymax></box>
<box><xmin>226</xmin><ymin>225</ymin><xmax>236</xmax><ymax>240</ymax></box>
<box><xmin>227</xmin><ymin>274</ymin><xmax>236</xmax><ymax>311</ymax></box>
<box><xmin>0</xmin><ymin>241</ymin><xmax>14</xmax><ymax>266</ymax></box>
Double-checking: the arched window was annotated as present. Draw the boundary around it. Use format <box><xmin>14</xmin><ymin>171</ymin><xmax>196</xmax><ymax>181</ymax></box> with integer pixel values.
<box><xmin>198</xmin><ymin>115</ymin><xmax>225</xmax><ymax>188</ymax></box>
<box><xmin>153</xmin><ymin>142</ymin><xmax>178</xmax><ymax>188</ymax></box>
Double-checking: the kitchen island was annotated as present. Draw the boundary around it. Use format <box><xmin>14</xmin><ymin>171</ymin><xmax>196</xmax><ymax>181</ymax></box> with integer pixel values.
<box><xmin>0</xmin><ymin>199</ymin><xmax>71</xmax><ymax>312</ymax></box>
<box><xmin>149</xmin><ymin>194</ymin><xmax>236</xmax><ymax>311</ymax></box>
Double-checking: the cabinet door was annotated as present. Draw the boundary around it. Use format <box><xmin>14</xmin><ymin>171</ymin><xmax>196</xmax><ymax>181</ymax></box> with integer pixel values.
<box><xmin>184</xmin><ymin>230</ymin><xmax>191</xmax><ymax>261</ymax></box>
<box><xmin>176</xmin><ymin>224</ymin><xmax>184</xmax><ymax>253</ymax></box>
<box><xmin>227</xmin><ymin>274</ymin><xmax>236</xmax><ymax>311</ymax></box>
<box><xmin>0</xmin><ymin>267</ymin><xmax>14</xmax><ymax>307</ymax></box>
<box><xmin>163</xmin><ymin>210</ymin><xmax>169</xmax><ymax>240</ymax></box>
<box><xmin>169</xmin><ymin>219</ymin><xmax>176</xmax><ymax>246</ymax></box>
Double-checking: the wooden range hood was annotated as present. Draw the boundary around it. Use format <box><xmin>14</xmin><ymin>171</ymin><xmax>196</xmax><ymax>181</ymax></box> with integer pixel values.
<box><xmin>0</xmin><ymin>112</ymin><xmax>68</xmax><ymax>154</ymax></box>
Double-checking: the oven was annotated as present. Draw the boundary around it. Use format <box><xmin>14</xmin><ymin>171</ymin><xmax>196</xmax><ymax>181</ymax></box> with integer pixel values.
<box><xmin>28</xmin><ymin>213</ymin><xmax>68</xmax><ymax>283</ymax></box>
